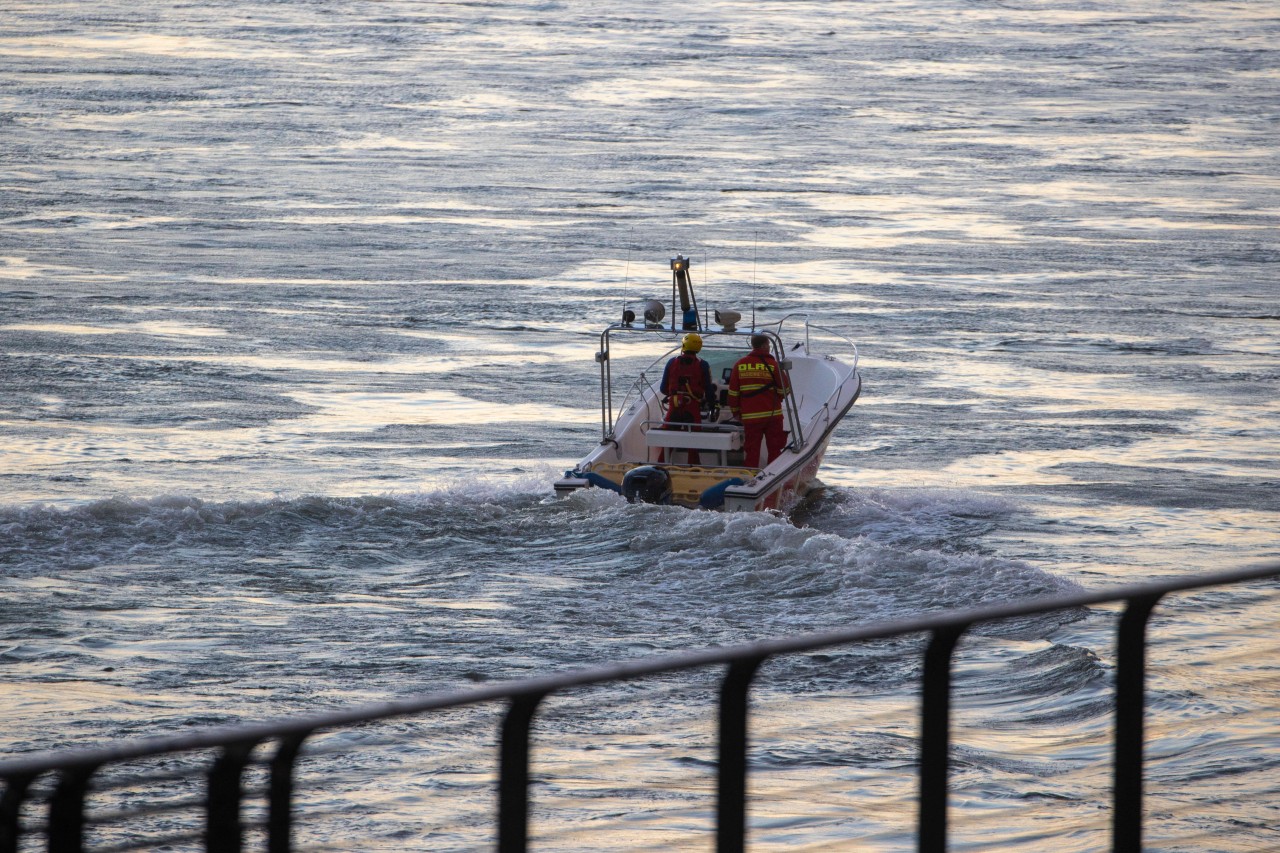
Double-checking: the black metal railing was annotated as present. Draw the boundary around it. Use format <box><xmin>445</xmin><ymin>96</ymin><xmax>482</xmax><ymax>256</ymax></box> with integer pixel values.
<box><xmin>2</xmin><ymin>561</ymin><xmax>1277</xmax><ymax>852</ymax></box>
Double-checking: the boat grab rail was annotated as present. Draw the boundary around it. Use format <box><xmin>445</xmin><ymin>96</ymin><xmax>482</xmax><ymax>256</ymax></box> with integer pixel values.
<box><xmin>601</xmin><ymin>333</ymin><xmax>740</xmax><ymax>440</ymax></box>
<box><xmin>770</xmin><ymin>315</ymin><xmax>859</xmax><ymax>442</ymax></box>
<box><xmin>773</xmin><ymin>314</ymin><xmax>860</xmax><ymax>375</ymax></box>
<box><xmin>610</xmin><ymin>360</ymin><xmax>677</xmax><ymax>438</ymax></box>
<box><xmin>597</xmin><ymin>323</ymin><xmax>858</xmax><ymax>446</ymax></box>
<box><xmin>638</xmin><ymin>419</ymin><xmax>742</xmax><ymax>434</ymax></box>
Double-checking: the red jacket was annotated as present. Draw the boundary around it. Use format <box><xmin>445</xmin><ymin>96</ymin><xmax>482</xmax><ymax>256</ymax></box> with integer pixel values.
<box><xmin>728</xmin><ymin>347</ymin><xmax>790</xmax><ymax>421</ymax></box>
<box><xmin>662</xmin><ymin>353</ymin><xmax>711</xmax><ymax>419</ymax></box>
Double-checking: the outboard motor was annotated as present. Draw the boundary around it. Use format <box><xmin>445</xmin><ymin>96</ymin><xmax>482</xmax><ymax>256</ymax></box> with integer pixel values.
<box><xmin>622</xmin><ymin>465</ymin><xmax>673</xmax><ymax>505</ymax></box>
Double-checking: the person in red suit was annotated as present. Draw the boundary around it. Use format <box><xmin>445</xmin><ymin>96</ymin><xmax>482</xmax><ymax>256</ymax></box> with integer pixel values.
<box><xmin>659</xmin><ymin>333</ymin><xmax>713</xmax><ymax>464</ymax></box>
<box><xmin>727</xmin><ymin>334</ymin><xmax>790</xmax><ymax>468</ymax></box>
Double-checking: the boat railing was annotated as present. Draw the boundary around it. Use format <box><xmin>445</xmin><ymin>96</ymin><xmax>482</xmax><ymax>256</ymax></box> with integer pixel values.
<box><xmin>774</xmin><ymin>313</ymin><xmax>860</xmax><ymax>375</ymax></box>
<box><xmin>599</xmin><ymin>320</ymin><xmax>858</xmax><ymax>443</ymax></box>
<box><xmin>638</xmin><ymin>419</ymin><xmax>741</xmax><ymax>434</ymax></box>
<box><xmin>607</xmin><ymin>367</ymin><xmax>664</xmax><ymax>439</ymax></box>
<box><xmin>768</xmin><ymin>315</ymin><xmax>859</xmax><ymax>442</ymax></box>
<box><xmin>2</xmin><ymin>561</ymin><xmax>1276</xmax><ymax>852</ymax></box>
<box><xmin>600</xmin><ymin>329</ymin><xmax>763</xmax><ymax>441</ymax></box>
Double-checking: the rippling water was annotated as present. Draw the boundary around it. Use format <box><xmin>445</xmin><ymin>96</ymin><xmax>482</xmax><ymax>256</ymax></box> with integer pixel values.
<box><xmin>2</xmin><ymin>0</ymin><xmax>1278</xmax><ymax>849</ymax></box>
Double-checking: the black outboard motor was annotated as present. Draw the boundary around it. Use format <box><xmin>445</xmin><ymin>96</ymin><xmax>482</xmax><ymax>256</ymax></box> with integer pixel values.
<box><xmin>622</xmin><ymin>465</ymin><xmax>673</xmax><ymax>505</ymax></box>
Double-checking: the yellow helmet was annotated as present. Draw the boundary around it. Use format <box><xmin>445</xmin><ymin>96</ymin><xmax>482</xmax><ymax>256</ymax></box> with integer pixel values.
<box><xmin>681</xmin><ymin>333</ymin><xmax>703</xmax><ymax>353</ymax></box>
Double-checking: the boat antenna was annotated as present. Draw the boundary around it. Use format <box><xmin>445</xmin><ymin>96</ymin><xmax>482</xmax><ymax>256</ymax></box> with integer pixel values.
<box><xmin>751</xmin><ymin>232</ymin><xmax>758</xmax><ymax>331</ymax></box>
<box><xmin>703</xmin><ymin>248</ymin><xmax>709</xmax><ymax>329</ymax></box>
<box><xmin>623</xmin><ymin>247</ymin><xmax>630</xmax><ymax>323</ymax></box>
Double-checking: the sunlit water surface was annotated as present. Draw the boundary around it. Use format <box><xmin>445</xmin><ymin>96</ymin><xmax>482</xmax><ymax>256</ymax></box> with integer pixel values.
<box><xmin>1</xmin><ymin>0</ymin><xmax>1277</xmax><ymax>849</ymax></box>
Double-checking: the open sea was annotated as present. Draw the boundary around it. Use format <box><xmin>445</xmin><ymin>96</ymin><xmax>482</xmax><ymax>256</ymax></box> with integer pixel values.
<box><xmin>2</xmin><ymin>1</ymin><xmax>1278</xmax><ymax>849</ymax></box>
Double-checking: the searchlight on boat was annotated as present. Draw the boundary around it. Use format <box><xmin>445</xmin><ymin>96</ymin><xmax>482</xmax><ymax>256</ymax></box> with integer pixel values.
<box><xmin>715</xmin><ymin>309</ymin><xmax>741</xmax><ymax>332</ymax></box>
<box><xmin>642</xmin><ymin>299</ymin><xmax>665</xmax><ymax>326</ymax></box>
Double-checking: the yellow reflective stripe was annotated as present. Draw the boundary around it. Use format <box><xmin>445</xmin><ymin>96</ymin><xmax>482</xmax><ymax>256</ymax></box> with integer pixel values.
<box><xmin>740</xmin><ymin>409</ymin><xmax>782</xmax><ymax>421</ymax></box>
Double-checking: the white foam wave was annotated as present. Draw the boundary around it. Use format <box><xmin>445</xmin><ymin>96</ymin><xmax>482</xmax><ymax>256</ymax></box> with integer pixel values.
<box><xmin>570</xmin><ymin>490</ymin><xmax>1076</xmax><ymax>628</ymax></box>
<box><xmin>0</xmin><ymin>480</ymin><xmax>552</xmax><ymax>574</ymax></box>
<box><xmin>1</xmin><ymin>481</ymin><xmax>1076</xmax><ymax>638</ymax></box>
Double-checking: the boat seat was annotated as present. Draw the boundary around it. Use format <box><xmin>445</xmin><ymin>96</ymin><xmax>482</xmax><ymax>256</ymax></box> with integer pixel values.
<box><xmin>645</xmin><ymin>425</ymin><xmax>742</xmax><ymax>466</ymax></box>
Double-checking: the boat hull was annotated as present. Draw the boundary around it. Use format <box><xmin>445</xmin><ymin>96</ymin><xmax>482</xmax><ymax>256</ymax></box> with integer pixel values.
<box><xmin>721</xmin><ymin>435</ymin><xmax>831</xmax><ymax>513</ymax></box>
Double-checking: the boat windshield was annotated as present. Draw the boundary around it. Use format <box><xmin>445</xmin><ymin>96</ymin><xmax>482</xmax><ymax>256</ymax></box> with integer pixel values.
<box><xmin>596</xmin><ymin>326</ymin><xmax>778</xmax><ymax>440</ymax></box>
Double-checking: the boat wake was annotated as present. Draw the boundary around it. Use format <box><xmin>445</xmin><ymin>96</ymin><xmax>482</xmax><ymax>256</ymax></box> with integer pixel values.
<box><xmin>2</xmin><ymin>482</ymin><xmax>1073</xmax><ymax>624</ymax></box>
<box><xmin>1</xmin><ymin>480</ymin><xmax>1083</xmax><ymax>759</ymax></box>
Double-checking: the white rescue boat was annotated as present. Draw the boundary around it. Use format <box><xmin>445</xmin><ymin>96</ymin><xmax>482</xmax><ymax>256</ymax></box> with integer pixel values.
<box><xmin>554</xmin><ymin>254</ymin><xmax>861</xmax><ymax>512</ymax></box>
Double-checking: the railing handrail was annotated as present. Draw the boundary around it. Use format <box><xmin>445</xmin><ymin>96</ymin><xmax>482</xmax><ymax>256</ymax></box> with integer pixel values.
<box><xmin>597</xmin><ymin>323</ymin><xmax>858</xmax><ymax>444</ymax></box>
<box><xmin>4</xmin><ymin>559</ymin><xmax>1276</xmax><ymax>780</ymax></box>
<box><xmin>639</xmin><ymin>419</ymin><xmax>743</xmax><ymax>434</ymax></box>
<box><xmin>774</xmin><ymin>314</ymin><xmax>859</xmax><ymax>373</ymax></box>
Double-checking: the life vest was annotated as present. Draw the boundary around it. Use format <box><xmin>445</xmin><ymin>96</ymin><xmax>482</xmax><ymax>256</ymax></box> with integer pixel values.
<box><xmin>728</xmin><ymin>351</ymin><xmax>789</xmax><ymax>421</ymax></box>
<box><xmin>664</xmin><ymin>354</ymin><xmax>706</xmax><ymax>419</ymax></box>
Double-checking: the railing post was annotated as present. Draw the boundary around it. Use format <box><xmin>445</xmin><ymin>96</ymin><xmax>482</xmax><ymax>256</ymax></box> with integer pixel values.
<box><xmin>207</xmin><ymin>740</ymin><xmax>259</xmax><ymax>853</ymax></box>
<box><xmin>498</xmin><ymin>691</ymin><xmax>547</xmax><ymax>853</ymax></box>
<box><xmin>717</xmin><ymin>656</ymin><xmax>766</xmax><ymax>853</ymax></box>
<box><xmin>48</xmin><ymin>764</ymin><xmax>96</xmax><ymax>853</ymax></box>
<box><xmin>0</xmin><ymin>773</ymin><xmax>36</xmax><ymax>853</ymax></box>
<box><xmin>267</xmin><ymin>733</ymin><xmax>308</xmax><ymax>853</ymax></box>
<box><xmin>919</xmin><ymin>625</ymin><xmax>967</xmax><ymax>853</ymax></box>
<box><xmin>1113</xmin><ymin>594</ymin><xmax>1161</xmax><ymax>852</ymax></box>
